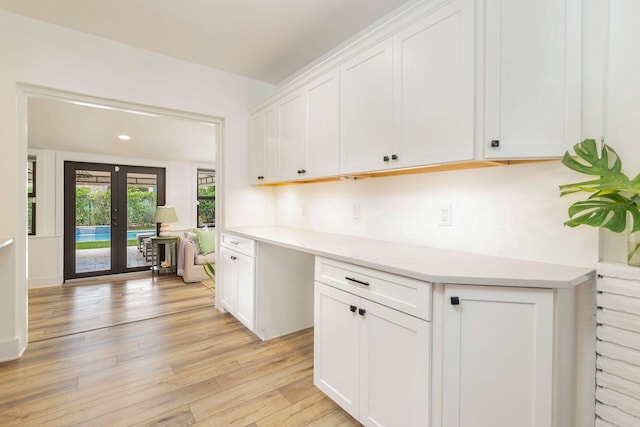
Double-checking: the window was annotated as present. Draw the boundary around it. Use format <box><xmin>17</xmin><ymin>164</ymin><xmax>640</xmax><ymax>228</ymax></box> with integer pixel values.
<box><xmin>27</xmin><ymin>156</ymin><xmax>36</xmax><ymax>235</ymax></box>
<box><xmin>197</xmin><ymin>169</ymin><xmax>215</xmax><ymax>227</ymax></box>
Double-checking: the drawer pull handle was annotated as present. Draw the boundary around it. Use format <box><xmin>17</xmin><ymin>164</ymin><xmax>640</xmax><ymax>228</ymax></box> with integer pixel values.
<box><xmin>345</xmin><ymin>276</ymin><xmax>370</xmax><ymax>287</ymax></box>
<box><xmin>358</xmin><ymin>308</ymin><xmax>366</xmax><ymax>316</ymax></box>
<box><xmin>350</xmin><ymin>305</ymin><xmax>357</xmax><ymax>313</ymax></box>
<box><xmin>451</xmin><ymin>296</ymin><xmax>460</xmax><ymax>305</ymax></box>
<box><xmin>230</xmin><ymin>256</ymin><xmax>237</xmax><ymax>260</ymax></box>
<box><xmin>229</xmin><ymin>241</ymin><xmax>239</xmax><ymax>245</ymax></box>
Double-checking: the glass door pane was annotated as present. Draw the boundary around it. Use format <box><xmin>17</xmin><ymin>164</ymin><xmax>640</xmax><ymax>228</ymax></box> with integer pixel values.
<box><xmin>74</xmin><ymin>169</ymin><xmax>112</xmax><ymax>274</ymax></box>
<box><xmin>126</xmin><ymin>172</ymin><xmax>158</xmax><ymax>269</ymax></box>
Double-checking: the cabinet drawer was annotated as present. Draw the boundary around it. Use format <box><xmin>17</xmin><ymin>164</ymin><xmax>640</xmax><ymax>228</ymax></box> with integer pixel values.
<box><xmin>221</xmin><ymin>233</ymin><xmax>255</xmax><ymax>256</ymax></box>
<box><xmin>315</xmin><ymin>257</ymin><xmax>431</xmax><ymax>320</ymax></box>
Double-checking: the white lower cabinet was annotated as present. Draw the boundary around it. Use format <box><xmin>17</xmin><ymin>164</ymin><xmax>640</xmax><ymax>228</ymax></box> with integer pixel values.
<box><xmin>441</xmin><ymin>285</ymin><xmax>553</xmax><ymax>426</ymax></box>
<box><xmin>314</xmin><ymin>281</ymin><xmax>430</xmax><ymax>427</ymax></box>
<box><xmin>220</xmin><ymin>233</ymin><xmax>315</xmax><ymax>341</ymax></box>
<box><xmin>438</xmin><ymin>284</ymin><xmax>586</xmax><ymax>427</ymax></box>
<box><xmin>219</xmin><ymin>235</ymin><xmax>256</xmax><ymax>331</ymax></box>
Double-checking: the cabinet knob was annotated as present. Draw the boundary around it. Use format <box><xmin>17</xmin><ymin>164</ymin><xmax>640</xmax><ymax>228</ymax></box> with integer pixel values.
<box><xmin>350</xmin><ymin>305</ymin><xmax>357</xmax><ymax>313</ymax></box>
<box><xmin>358</xmin><ymin>308</ymin><xmax>366</xmax><ymax>316</ymax></box>
<box><xmin>391</xmin><ymin>154</ymin><xmax>398</xmax><ymax>160</ymax></box>
<box><xmin>490</xmin><ymin>140</ymin><xmax>500</xmax><ymax>148</ymax></box>
<box><xmin>451</xmin><ymin>296</ymin><xmax>460</xmax><ymax>305</ymax></box>
<box><xmin>297</xmin><ymin>170</ymin><xmax>301</xmax><ymax>174</ymax></box>
<box><xmin>300</xmin><ymin>169</ymin><xmax>306</xmax><ymax>174</ymax></box>
<box><xmin>383</xmin><ymin>155</ymin><xmax>390</xmax><ymax>162</ymax></box>
<box><xmin>230</xmin><ymin>255</ymin><xmax>237</xmax><ymax>260</ymax></box>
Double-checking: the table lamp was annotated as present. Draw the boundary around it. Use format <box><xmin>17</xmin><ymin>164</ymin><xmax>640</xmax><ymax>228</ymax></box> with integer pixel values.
<box><xmin>154</xmin><ymin>205</ymin><xmax>178</xmax><ymax>236</ymax></box>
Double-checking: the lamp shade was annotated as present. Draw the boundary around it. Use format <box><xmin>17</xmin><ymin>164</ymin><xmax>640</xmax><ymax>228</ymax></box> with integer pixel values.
<box><xmin>154</xmin><ymin>206</ymin><xmax>178</xmax><ymax>223</ymax></box>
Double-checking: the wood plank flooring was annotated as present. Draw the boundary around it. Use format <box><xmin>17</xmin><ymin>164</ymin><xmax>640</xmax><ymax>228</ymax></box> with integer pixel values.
<box><xmin>28</xmin><ymin>274</ymin><xmax>215</xmax><ymax>342</ymax></box>
<box><xmin>0</xmin><ymin>275</ymin><xmax>360</xmax><ymax>426</ymax></box>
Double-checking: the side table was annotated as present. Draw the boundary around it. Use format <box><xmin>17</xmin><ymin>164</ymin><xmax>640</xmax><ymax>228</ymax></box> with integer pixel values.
<box><xmin>150</xmin><ymin>236</ymin><xmax>178</xmax><ymax>275</ymax></box>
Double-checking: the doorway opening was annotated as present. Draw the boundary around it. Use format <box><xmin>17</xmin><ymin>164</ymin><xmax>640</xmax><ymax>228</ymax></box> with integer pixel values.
<box><xmin>63</xmin><ymin>161</ymin><xmax>166</xmax><ymax>280</ymax></box>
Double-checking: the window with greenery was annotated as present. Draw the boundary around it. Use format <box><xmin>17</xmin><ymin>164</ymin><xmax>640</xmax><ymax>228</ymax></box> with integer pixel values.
<box><xmin>27</xmin><ymin>157</ymin><xmax>36</xmax><ymax>235</ymax></box>
<box><xmin>197</xmin><ymin>169</ymin><xmax>215</xmax><ymax>227</ymax></box>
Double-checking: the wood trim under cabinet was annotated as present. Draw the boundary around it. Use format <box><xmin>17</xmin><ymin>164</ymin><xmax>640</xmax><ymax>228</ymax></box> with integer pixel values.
<box><xmin>252</xmin><ymin>159</ymin><xmax>557</xmax><ymax>186</ymax></box>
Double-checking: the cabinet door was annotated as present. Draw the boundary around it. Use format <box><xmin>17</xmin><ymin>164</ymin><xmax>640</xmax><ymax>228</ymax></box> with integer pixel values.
<box><xmin>306</xmin><ymin>69</ymin><xmax>340</xmax><ymax>179</ymax></box>
<box><xmin>249</xmin><ymin>113</ymin><xmax>265</xmax><ymax>185</ymax></box>
<box><xmin>234</xmin><ymin>252</ymin><xmax>255</xmax><ymax>330</ymax></box>
<box><xmin>314</xmin><ymin>282</ymin><xmax>361</xmax><ymax>419</ymax></box>
<box><xmin>441</xmin><ymin>285</ymin><xmax>554</xmax><ymax>427</ymax></box>
<box><xmin>360</xmin><ymin>298</ymin><xmax>430</xmax><ymax>427</ymax></box>
<box><xmin>393</xmin><ymin>0</ymin><xmax>474</xmax><ymax>167</ymax></box>
<box><xmin>249</xmin><ymin>106</ymin><xmax>279</xmax><ymax>184</ymax></box>
<box><xmin>278</xmin><ymin>90</ymin><xmax>306</xmax><ymax>182</ymax></box>
<box><xmin>484</xmin><ymin>0</ymin><xmax>581</xmax><ymax>158</ymax></box>
<box><xmin>219</xmin><ymin>247</ymin><xmax>238</xmax><ymax>312</ymax></box>
<box><xmin>340</xmin><ymin>39</ymin><xmax>394</xmax><ymax>174</ymax></box>
<box><xmin>263</xmin><ymin>106</ymin><xmax>279</xmax><ymax>183</ymax></box>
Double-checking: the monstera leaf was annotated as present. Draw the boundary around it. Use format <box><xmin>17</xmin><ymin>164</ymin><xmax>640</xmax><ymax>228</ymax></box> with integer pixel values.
<box><xmin>559</xmin><ymin>139</ymin><xmax>639</xmax><ymax>196</ymax></box>
<box><xmin>560</xmin><ymin>139</ymin><xmax>640</xmax><ymax>233</ymax></box>
<box><xmin>565</xmin><ymin>193</ymin><xmax>640</xmax><ymax>233</ymax></box>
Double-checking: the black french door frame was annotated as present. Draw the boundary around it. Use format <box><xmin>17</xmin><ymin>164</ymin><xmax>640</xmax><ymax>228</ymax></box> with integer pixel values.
<box><xmin>64</xmin><ymin>161</ymin><xmax>166</xmax><ymax>280</ymax></box>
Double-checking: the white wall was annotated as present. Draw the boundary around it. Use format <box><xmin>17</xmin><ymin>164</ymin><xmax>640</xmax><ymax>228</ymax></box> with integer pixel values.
<box><xmin>275</xmin><ymin>161</ymin><xmax>599</xmax><ymax>267</ymax></box>
<box><xmin>0</xmin><ymin>9</ymin><xmax>274</xmax><ymax>362</ymax></box>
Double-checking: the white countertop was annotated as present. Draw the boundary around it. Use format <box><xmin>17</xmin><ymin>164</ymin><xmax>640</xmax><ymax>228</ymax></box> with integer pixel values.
<box><xmin>225</xmin><ymin>226</ymin><xmax>594</xmax><ymax>289</ymax></box>
<box><xmin>0</xmin><ymin>238</ymin><xmax>14</xmax><ymax>249</ymax></box>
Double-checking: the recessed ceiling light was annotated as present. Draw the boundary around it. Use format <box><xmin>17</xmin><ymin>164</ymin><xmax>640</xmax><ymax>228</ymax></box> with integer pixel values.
<box><xmin>118</xmin><ymin>135</ymin><xmax>131</xmax><ymax>140</ymax></box>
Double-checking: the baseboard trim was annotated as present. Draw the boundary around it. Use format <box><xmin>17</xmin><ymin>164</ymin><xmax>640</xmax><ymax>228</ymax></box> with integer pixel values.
<box><xmin>0</xmin><ymin>337</ymin><xmax>26</xmax><ymax>363</ymax></box>
<box><xmin>28</xmin><ymin>275</ymin><xmax>63</xmax><ymax>288</ymax></box>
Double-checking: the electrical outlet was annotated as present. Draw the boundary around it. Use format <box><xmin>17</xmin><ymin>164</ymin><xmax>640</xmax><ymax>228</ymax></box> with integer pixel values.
<box><xmin>439</xmin><ymin>204</ymin><xmax>452</xmax><ymax>226</ymax></box>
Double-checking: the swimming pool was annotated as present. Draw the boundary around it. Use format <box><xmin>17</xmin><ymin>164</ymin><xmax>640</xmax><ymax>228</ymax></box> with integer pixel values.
<box><xmin>75</xmin><ymin>229</ymin><xmax>156</xmax><ymax>242</ymax></box>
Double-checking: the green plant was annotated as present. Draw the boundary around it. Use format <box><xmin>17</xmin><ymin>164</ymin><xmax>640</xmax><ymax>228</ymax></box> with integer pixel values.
<box><xmin>560</xmin><ymin>139</ymin><xmax>640</xmax><ymax>233</ymax></box>
<box><xmin>560</xmin><ymin>139</ymin><xmax>640</xmax><ymax>264</ymax></box>
<box><xmin>201</xmin><ymin>260</ymin><xmax>215</xmax><ymax>294</ymax></box>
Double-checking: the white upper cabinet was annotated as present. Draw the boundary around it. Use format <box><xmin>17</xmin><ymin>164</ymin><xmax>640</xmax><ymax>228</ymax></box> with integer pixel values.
<box><xmin>249</xmin><ymin>113</ymin><xmax>265</xmax><ymax>185</ymax></box>
<box><xmin>340</xmin><ymin>0</ymin><xmax>475</xmax><ymax>175</ymax></box>
<box><xmin>277</xmin><ymin>90</ymin><xmax>306</xmax><ymax>182</ymax></box>
<box><xmin>249</xmin><ymin>0</ymin><xmax>582</xmax><ymax>183</ymax></box>
<box><xmin>483</xmin><ymin>0</ymin><xmax>581</xmax><ymax>159</ymax></box>
<box><xmin>393</xmin><ymin>0</ymin><xmax>475</xmax><ymax>167</ymax></box>
<box><xmin>305</xmin><ymin>69</ymin><xmax>340</xmax><ymax>179</ymax></box>
<box><xmin>340</xmin><ymin>39</ymin><xmax>394</xmax><ymax>174</ymax></box>
<box><xmin>249</xmin><ymin>105</ymin><xmax>278</xmax><ymax>184</ymax></box>
<box><xmin>256</xmin><ymin>70</ymin><xmax>340</xmax><ymax>184</ymax></box>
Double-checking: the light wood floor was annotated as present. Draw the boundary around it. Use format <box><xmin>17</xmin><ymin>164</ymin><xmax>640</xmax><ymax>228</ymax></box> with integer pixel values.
<box><xmin>28</xmin><ymin>274</ymin><xmax>216</xmax><ymax>343</ymax></box>
<box><xmin>0</xmin><ymin>275</ymin><xmax>360</xmax><ymax>426</ymax></box>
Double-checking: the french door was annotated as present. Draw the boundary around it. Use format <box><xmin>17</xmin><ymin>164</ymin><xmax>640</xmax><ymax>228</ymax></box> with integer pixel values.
<box><xmin>64</xmin><ymin>162</ymin><xmax>166</xmax><ymax>280</ymax></box>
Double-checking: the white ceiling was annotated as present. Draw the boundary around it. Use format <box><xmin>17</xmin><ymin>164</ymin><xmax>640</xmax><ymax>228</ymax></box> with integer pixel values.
<box><xmin>28</xmin><ymin>97</ymin><xmax>217</xmax><ymax>164</ymax></box>
<box><xmin>7</xmin><ymin>0</ymin><xmax>412</xmax><ymax>163</ymax></box>
<box><xmin>0</xmin><ymin>0</ymin><xmax>412</xmax><ymax>84</ymax></box>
